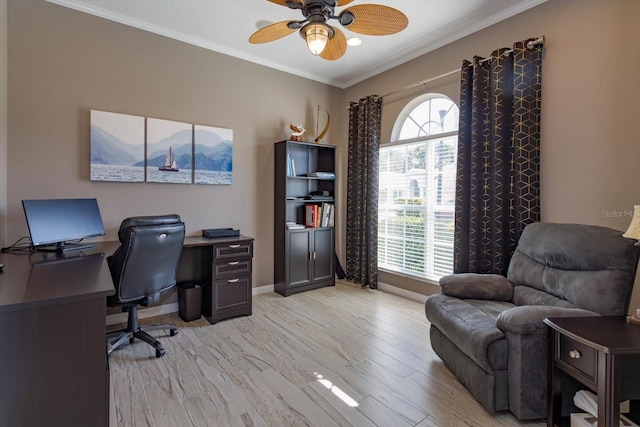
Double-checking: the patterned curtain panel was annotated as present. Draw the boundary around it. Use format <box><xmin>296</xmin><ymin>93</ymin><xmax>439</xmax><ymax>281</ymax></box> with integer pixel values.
<box><xmin>455</xmin><ymin>38</ymin><xmax>543</xmax><ymax>275</ymax></box>
<box><xmin>346</xmin><ymin>95</ymin><xmax>382</xmax><ymax>288</ymax></box>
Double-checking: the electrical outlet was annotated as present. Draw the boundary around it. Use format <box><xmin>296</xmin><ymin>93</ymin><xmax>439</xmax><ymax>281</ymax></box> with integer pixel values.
<box><xmin>636</xmin><ymin>308</ymin><xmax>640</xmax><ymax>316</ymax></box>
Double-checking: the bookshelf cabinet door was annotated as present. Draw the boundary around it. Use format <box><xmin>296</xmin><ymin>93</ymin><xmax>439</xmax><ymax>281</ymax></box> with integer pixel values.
<box><xmin>312</xmin><ymin>228</ymin><xmax>334</xmax><ymax>282</ymax></box>
<box><xmin>288</xmin><ymin>230</ymin><xmax>312</xmax><ymax>287</ymax></box>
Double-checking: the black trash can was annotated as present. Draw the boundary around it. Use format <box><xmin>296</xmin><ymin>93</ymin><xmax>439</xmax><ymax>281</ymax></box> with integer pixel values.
<box><xmin>178</xmin><ymin>281</ymin><xmax>202</xmax><ymax>322</ymax></box>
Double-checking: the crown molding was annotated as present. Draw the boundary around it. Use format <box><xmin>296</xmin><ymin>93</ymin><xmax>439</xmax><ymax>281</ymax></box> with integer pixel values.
<box><xmin>337</xmin><ymin>0</ymin><xmax>548</xmax><ymax>88</ymax></box>
<box><xmin>46</xmin><ymin>0</ymin><xmax>547</xmax><ymax>90</ymax></box>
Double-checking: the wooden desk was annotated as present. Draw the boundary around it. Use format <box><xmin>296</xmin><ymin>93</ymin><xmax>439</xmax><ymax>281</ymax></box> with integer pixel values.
<box><xmin>0</xmin><ymin>236</ymin><xmax>253</xmax><ymax>426</ymax></box>
<box><xmin>545</xmin><ymin>316</ymin><xmax>640</xmax><ymax>427</ymax></box>
<box><xmin>0</xmin><ymin>248</ymin><xmax>115</xmax><ymax>427</ymax></box>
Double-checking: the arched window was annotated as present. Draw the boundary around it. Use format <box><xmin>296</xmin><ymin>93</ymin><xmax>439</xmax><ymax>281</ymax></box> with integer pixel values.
<box><xmin>378</xmin><ymin>94</ymin><xmax>459</xmax><ymax>281</ymax></box>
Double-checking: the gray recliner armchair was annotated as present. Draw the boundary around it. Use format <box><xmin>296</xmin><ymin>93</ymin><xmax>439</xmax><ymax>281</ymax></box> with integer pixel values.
<box><xmin>425</xmin><ymin>222</ymin><xmax>640</xmax><ymax>420</ymax></box>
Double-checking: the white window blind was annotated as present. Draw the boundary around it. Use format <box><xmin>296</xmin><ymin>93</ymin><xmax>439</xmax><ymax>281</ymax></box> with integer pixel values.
<box><xmin>378</xmin><ymin>95</ymin><xmax>458</xmax><ymax>281</ymax></box>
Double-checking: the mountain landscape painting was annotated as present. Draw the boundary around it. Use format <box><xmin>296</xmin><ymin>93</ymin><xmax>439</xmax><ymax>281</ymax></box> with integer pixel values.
<box><xmin>146</xmin><ymin>118</ymin><xmax>193</xmax><ymax>184</ymax></box>
<box><xmin>90</xmin><ymin>110</ymin><xmax>231</xmax><ymax>185</ymax></box>
<box><xmin>194</xmin><ymin>124</ymin><xmax>233</xmax><ymax>184</ymax></box>
<box><xmin>90</xmin><ymin>110</ymin><xmax>145</xmax><ymax>182</ymax></box>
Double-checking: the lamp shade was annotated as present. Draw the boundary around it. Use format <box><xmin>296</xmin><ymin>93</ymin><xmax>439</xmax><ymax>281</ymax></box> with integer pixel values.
<box><xmin>623</xmin><ymin>205</ymin><xmax>640</xmax><ymax>240</ymax></box>
<box><xmin>303</xmin><ymin>23</ymin><xmax>330</xmax><ymax>55</ymax></box>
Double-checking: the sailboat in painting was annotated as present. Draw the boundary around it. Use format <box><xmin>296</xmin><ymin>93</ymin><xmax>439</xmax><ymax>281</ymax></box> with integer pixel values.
<box><xmin>159</xmin><ymin>146</ymin><xmax>179</xmax><ymax>172</ymax></box>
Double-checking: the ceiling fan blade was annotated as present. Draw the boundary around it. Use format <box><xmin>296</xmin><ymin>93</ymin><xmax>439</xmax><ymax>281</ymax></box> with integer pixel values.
<box><xmin>336</xmin><ymin>0</ymin><xmax>354</xmax><ymax>5</ymax></box>
<box><xmin>249</xmin><ymin>21</ymin><xmax>298</xmax><ymax>44</ymax></box>
<box><xmin>342</xmin><ymin>4</ymin><xmax>408</xmax><ymax>35</ymax></box>
<box><xmin>320</xmin><ymin>26</ymin><xmax>347</xmax><ymax>61</ymax></box>
<box><xmin>267</xmin><ymin>0</ymin><xmax>303</xmax><ymax>8</ymax></box>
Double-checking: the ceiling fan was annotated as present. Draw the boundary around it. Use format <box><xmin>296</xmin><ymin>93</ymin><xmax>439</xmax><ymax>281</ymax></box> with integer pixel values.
<box><xmin>249</xmin><ymin>0</ymin><xmax>408</xmax><ymax>60</ymax></box>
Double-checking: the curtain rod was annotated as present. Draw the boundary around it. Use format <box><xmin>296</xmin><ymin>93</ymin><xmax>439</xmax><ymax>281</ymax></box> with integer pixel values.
<box><xmin>379</xmin><ymin>36</ymin><xmax>544</xmax><ymax>99</ymax></box>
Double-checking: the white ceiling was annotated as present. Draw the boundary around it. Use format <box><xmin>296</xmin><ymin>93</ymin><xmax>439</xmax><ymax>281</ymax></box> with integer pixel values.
<box><xmin>47</xmin><ymin>0</ymin><xmax>547</xmax><ymax>89</ymax></box>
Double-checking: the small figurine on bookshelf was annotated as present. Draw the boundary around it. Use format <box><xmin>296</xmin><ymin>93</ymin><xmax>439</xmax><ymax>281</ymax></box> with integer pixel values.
<box><xmin>289</xmin><ymin>123</ymin><xmax>306</xmax><ymax>142</ymax></box>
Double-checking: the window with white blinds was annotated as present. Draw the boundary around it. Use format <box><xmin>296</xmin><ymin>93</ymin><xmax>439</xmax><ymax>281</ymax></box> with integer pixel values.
<box><xmin>378</xmin><ymin>95</ymin><xmax>459</xmax><ymax>282</ymax></box>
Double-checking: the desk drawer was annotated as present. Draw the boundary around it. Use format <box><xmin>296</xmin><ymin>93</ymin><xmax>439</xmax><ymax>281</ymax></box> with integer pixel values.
<box><xmin>214</xmin><ymin>276</ymin><xmax>251</xmax><ymax>311</ymax></box>
<box><xmin>213</xmin><ymin>259</ymin><xmax>252</xmax><ymax>279</ymax></box>
<box><xmin>213</xmin><ymin>241</ymin><xmax>253</xmax><ymax>261</ymax></box>
<box><xmin>558</xmin><ymin>335</ymin><xmax>597</xmax><ymax>384</ymax></box>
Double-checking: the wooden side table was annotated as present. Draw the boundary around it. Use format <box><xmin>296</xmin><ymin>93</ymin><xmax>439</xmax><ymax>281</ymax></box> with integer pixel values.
<box><xmin>544</xmin><ymin>316</ymin><xmax>640</xmax><ymax>427</ymax></box>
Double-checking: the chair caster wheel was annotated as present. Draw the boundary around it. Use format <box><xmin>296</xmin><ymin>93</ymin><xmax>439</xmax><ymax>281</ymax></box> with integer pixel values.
<box><xmin>129</xmin><ymin>338</ymin><xmax>135</xmax><ymax>343</ymax></box>
<box><xmin>155</xmin><ymin>348</ymin><xmax>166</xmax><ymax>358</ymax></box>
<box><xmin>170</xmin><ymin>329</ymin><xmax>178</xmax><ymax>337</ymax></box>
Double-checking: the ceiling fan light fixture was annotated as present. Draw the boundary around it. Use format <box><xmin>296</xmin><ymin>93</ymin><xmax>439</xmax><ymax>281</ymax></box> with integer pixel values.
<box><xmin>251</xmin><ymin>1</ymin><xmax>408</xmax><ymax>61</ymax></box>
<box><xmin>347</xmin><ymin>37</ymin><xmax>361</xmax><ymax>46</ymax></box>
<box><xmin>302</xmin><ymin>22</ymin><xmax>333</xmax><ymax>56</ymax></box>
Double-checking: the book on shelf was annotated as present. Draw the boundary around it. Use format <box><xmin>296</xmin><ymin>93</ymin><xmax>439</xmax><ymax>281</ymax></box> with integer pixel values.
<box><xmin>306</xmin><ymin>171</ymin><xmax>335</xmax><ymax>178</ymax></box>
<box><xmin>286</xmin><ymin>154</ymin><xmax>297</xmax><ymax>177</ymax></box>
<box><xmin>305</xmin><ymin>204</ymin><xmax>319</xmax><ymax>228</ymax></box>
<box><xmin>327</xmin><ymin>203</ymin><xmax>335</xmax><ymax>227</ymax></box>
<box><xmin>320</xmin><ymin>203</ymin><xmax>330</xmax><ymax>227</ymax></box>
<box><xmin>304</xmin><ymin>195</ymin><xmax>333</xmax><ymax>201</ymax></box>
<box><xmin>286</xmin><ymin>221</ymin><xmax>305</xmax><ymax>230</ymax></box>
<box><xmin>305</xmin><ymin>203</ymin><xmax>335</xmax><ymax>228</ymax></box>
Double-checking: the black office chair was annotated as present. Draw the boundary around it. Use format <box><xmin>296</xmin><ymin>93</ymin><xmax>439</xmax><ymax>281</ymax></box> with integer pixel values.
<box><xmin>106</xmin><ymin>215</ymin><xmax>185</xmax><ymax>358</ymax></box>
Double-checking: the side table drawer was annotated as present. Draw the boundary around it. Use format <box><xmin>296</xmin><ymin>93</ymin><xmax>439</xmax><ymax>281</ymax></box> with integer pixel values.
<box><xmin>213</xmin><ymin>241</ymin><xmax>253</xmax><ymax>261</ymax></box>
<box><xmin>558</xmin><ymin>335</ymin><xmax>597</xmax><ymax>385</ymax></box>
<box><xmin>213</xmin><ymin>259</ymin><xmax>252</xmax><ymax>279</ymax></box>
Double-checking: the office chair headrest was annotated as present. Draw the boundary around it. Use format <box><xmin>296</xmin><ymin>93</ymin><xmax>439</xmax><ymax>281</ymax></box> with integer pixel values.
<box><xmin>118</xmin><ymin>214</ymin><xmax>182</xmax><ymax>242</ymax></box>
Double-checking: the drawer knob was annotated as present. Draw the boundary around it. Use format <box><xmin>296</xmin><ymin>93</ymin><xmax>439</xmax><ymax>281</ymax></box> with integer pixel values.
<box><xmin>569</xmin><ymin>350</ymin><xmax>581</xmax><ymax>359</ymax></box>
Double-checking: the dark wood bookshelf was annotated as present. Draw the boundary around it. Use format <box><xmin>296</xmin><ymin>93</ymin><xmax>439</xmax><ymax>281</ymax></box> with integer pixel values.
<box><xmin>274</xmin><ymin>140</ymin><xmax>336</xmax><ymax>296</ymax></box>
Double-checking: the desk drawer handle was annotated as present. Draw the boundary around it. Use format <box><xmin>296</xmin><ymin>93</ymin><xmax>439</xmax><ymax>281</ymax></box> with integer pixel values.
<box><xmin>228</xmin><ymin>261</ymin><xmax>240</xmax><ymax>265</ymax></box>
<box><xmin>227</xmin><ymin>278</ymin><xmax>240</xmax><ymax>283</ymax></box>
<box><xmin>569</xmin><ymin>350</ymin><xmax>581</xmax><ymax>359</ymax></box>
<box><xmin>228</xmin><ymin>244</ymin><xmax>240</xmax><ymax>248</ymax></box>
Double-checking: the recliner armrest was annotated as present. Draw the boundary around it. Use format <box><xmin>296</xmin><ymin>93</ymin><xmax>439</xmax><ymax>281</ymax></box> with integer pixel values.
<box><xmin>440</xmin><ymin>273</ymin><xmax>513</xmax><ymax>301</ymax></box>
<box><xmin>496</xmin><ymin>305</ymin><xmax>599</xmax><ymax>335</ymax></box>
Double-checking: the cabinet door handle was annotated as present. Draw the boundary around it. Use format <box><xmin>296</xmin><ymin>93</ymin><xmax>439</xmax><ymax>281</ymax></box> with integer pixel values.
<box><xmin>228</xmin><ymin>261</ymin><xmax>240</xmax><ymax>265</ymax></box>
<box><xmin>569</xmin><ymin>350</ymin><xmax>581</xmax><ymax>359</ymax></box>
<box><xmin>227</xmin><ymin>278</ymin><xmax>239</xmax><ymax>283</ymax></box>
<box><xmin>313</xmin><ymin>252</ymin><xmax>317</xmax><ymax>260</ymax></box>
<box><xmin>228</xmin><ymin>244</ymin><xmax>240</xmax><ymax>248</ymax></box>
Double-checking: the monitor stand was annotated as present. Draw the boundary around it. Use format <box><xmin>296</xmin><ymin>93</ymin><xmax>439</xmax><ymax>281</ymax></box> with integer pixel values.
<box><xmin>37</xmin><ymin>242</ymin><xmax>94</xmax><ymax>254</ymax></box>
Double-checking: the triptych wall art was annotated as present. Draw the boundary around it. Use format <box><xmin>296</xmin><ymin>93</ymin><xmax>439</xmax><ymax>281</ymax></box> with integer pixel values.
<box><xmin>90</xmin><ymin>110</ymin><xmax>233</xmax><ymax>184</ymax></box>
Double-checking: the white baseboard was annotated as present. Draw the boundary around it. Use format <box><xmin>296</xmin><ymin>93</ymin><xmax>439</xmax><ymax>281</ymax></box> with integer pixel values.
<box><xmin>253</xmin><ymin>284</ymin><xmax>274</xmax><ymax>295</ymax></box>
<box><xmin>106</xmin><ymin>285</ymin><xmax>276</xmax><ymax>326</ymax></box>
<box><xmin>377</xmin><ymin>281</ymin><xmax>429</xmax><ymax>304</ymax></box>
<box><xmin>106</xmin><ymin>284</ymin><xmax>427</xmax><ymax>325</ymax></box>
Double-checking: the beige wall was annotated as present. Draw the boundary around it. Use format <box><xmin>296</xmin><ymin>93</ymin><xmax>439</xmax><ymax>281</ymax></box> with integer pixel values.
<box><xmin>338</xmin><ymin>0</ymin><xmax>640</xmax><ymax>306</ymax></box>
<box><xmin>6</xmin><ymin>0</ymin><xmax>339</xmax><ymax>287</ymax></box>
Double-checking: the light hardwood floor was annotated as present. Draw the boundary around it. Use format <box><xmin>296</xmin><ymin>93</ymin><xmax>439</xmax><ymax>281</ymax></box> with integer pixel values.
<box><xmin>108</xmin><ymin>280</ymin><xmax>546</xmax><ymax>427</ymax></box>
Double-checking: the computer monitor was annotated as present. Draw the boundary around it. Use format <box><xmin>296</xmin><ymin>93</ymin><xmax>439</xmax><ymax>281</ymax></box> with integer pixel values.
<box><xmin>22</xmin><ymin>198</ymin><xmax>105</xmax><ymax>253</ymax></box>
